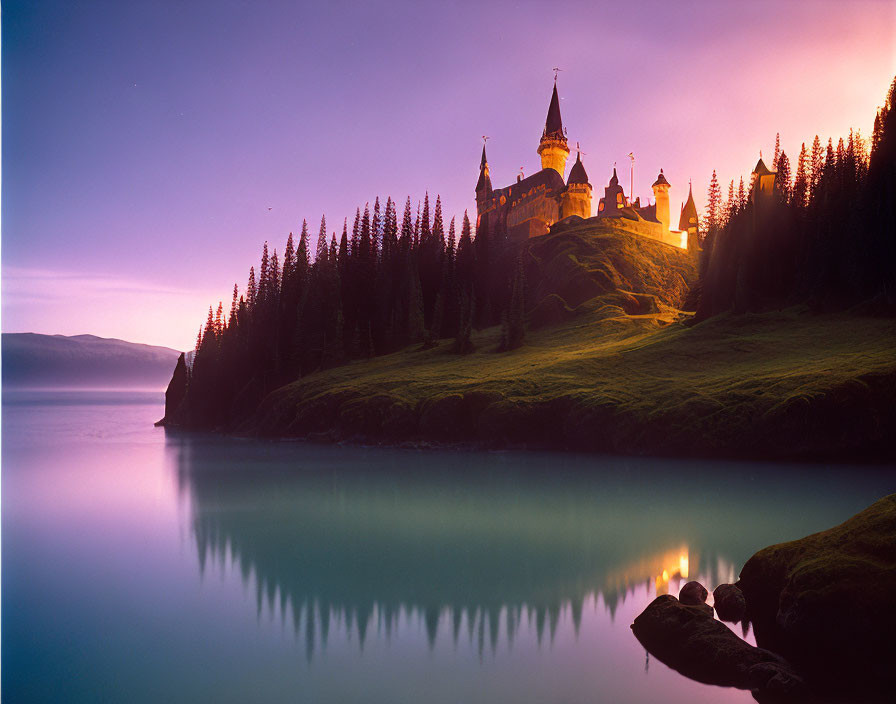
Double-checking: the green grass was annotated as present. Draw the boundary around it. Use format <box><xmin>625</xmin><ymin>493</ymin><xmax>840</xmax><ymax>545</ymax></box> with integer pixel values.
<box><xmin>250</xmin><ymin>225</ymin><xmax>896</xmax><ymax>460</ymax></box>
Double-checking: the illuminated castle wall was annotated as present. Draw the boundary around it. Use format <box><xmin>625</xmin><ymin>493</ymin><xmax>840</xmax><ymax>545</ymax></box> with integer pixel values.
<box><xmin>475</xmin><ymin>82</ymin><xmax>696</xmax><ymax>250</ymax></box>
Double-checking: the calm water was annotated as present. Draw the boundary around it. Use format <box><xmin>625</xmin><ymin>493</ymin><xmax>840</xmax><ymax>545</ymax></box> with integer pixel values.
<box><xmin>3</xmin><ymin>390</ymin><xmax>894</xmax><ymax>703</ymax></box>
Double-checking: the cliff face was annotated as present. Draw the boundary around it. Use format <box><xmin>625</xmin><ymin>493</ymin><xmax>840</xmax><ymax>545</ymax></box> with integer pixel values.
<box><xmin>157</xmin><ymin>352</ymin><xmax>188</xmax><ymax>426</ymax></box>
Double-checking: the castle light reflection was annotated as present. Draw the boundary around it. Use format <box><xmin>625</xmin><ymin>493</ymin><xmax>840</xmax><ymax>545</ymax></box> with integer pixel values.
<box><xmin>170</xmin><ymin>436</ymin><xmax>749</xmax><ymax>663</ymax></box>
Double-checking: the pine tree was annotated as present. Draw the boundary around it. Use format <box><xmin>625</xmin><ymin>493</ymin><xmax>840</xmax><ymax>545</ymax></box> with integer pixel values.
<box><xmin>773</xmin><ymin>132</ymin><xmax>781</xmax><ymax>166</ymax></box>
<box><xmin>271</xmin><ymin>249</ymin><xmax>281</xmax><ymax>295</ymax></box>
<box><xmin>825</xmin><ymin>138</ymin><xmax>836</xmax><ymax>181</ymax></box>
<box><xmin>316</xmin><ymin>215</ymin><xmax>328</xmax><ymax>262</ymax></box>
<box><xmin>774</xmin><ymin>151</ymin><xmax>792</xmax><ymax>203</ymax></box>
<box><xmin>737</xmin><ymin>177</ymin><xmax>747</xmax><ymax>212</ymax></box>
<box><xmin>258</xmin><ymin>241</ymin><xmax>270</xmax><ymax>308</ymax></box>
<box><xmin>793</xmin><ymin>143</ymin><xmax>809</xmax><ymax>208</ymax></box>
<box><xmin>413</xmin><ymin>201</ymin><xmax>421</xmax><ymax>249</ymax></box>
<box><xmin>420</xmin><ymin>192</ymin><xmax>431</xmax><ymax>244</ymax></box>
<box><xmin>229</xmin><ymin>283</ymin><xmax>239</xmax><ymax>325</ymax></box>
<box><xmin>836</xmin><ymin>137</ymin><xmax>846</xmax><ymax>176</ymax></box>
<box><xmin>371</xmin><ymin>197</ymin><xmax>381</xmax><ymax>258</ymax></box>
<box><xmin>246</xmin><ymin>266</ymin><xmax>257</xmax><ymax>312</ymax></box>
<box><xmin>297</xmin><ymin>220</ymin><xmax>310</xmax><ymax>272</ymax></box>
<box><xmin>432</xmin><ymin>196</ymin><xmax>444</xmax><ymax>249</ymax></box>
<box><xmin>399</xmin><ymin>197</ymin><xmax>413</xmax><ymax>253</ymax></box>
<box><xmin>500</xmin><ymin>255</ymin><xmax>526</xmax><ymax>351</ymax></box>
<box><xmin>338</xmin><ymin>219</ymin><xmax>349</xmax><ymax>277</ymax></box>
<box><xmin>203</xmin><ymin>306</ymin><xmax>216</xmax><ymax>346</ymax></box>
<box><xmin>351</xmin><ymin>208</ymin><xmax>361</xmax><ymax>256</ymax></box>
<box><xmin>381</xmin><ymin>196</ymin><xmax>396</xmax><ymax>263</ymax></box>
<box><xmin>446</xmin><ymin>216</ymin><xmax>457</xmax><ymax>265</ymax></box>
<box><xmin>705</xmin><ymin>170</ymin><xmax>722</xmax><ymax>235</ymax></box>
<box><xmin>726</xmin><ymin>179</ymin><xmax>736</xmax><ymax>223</ymax></box>
<box><xmin>810</xmin><ymin>135</ymin><xmax>824</xmax><ymax>198</ymax></box>
<box><xmin>453</xmin><ymin>211</ymin><xmax>475</xmax><ymax>354</ymax></box>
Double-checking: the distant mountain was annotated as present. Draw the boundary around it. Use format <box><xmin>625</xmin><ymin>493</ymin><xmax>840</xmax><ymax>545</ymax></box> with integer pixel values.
<box><xmin>2</xmin><ymin>333</ymin><xmax>181</xmax><ymax>389</ymax></box>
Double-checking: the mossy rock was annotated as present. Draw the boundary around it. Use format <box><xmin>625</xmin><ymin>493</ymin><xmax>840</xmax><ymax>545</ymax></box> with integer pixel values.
<box><xmin>631</xmin><ymin>594</ymin><xmax>804</xmax><ymax>696</ymax></box>
<box><xmin>738</xmin><ymin>494</ymin><xmax>896</xmax><ymax>698</ymax></box>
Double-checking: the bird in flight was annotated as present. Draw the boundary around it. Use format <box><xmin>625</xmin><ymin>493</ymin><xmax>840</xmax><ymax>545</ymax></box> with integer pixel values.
<box><xmin>267</xmin><ymin>207</ymin><xmax>273</xmax><ymax>211</ymax></box>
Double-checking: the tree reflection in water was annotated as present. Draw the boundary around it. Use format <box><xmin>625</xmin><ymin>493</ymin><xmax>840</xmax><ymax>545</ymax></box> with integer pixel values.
<box><xmin>167</xmin><ymin>433</ymin><xmax>763</xmax><ymax>661</ymax></box>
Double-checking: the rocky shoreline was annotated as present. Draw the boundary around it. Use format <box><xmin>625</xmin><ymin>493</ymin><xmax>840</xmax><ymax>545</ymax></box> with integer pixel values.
<box><xmin>159</xmin><ymin>374</ymin><xmax>896</xmax><ymax>463</ymax></box>
<box><xmin>632</xmin><ymin>495</ymin><xmax>896</xmax><ymax>702</ymax></box>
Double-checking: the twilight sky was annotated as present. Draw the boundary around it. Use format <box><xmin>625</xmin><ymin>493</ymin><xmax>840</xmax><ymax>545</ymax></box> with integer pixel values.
<box><xmin>3</xmin><ymin>0</ymin><xmax>895</xmax><ymax>350</ymax></box>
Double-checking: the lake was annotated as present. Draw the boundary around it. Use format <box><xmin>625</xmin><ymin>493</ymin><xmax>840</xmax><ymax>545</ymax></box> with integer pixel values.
<box><xmin>3</xmin><ymin>389</ymin><xmax>894</xmax><ymax>703</ymax></box>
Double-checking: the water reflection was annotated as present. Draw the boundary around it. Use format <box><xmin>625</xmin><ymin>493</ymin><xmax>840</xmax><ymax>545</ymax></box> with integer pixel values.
<box><xmin>169</xmin><ymin>433</ymin><xmax>750</xmax><ymax>661</ymax></box>
<box><xmin>7</xmin><ymin>392</ymin><xmax>892</xmax><ymax>704</ymax></box>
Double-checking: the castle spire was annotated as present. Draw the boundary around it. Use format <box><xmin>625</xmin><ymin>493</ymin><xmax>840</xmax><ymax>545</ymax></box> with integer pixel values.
<box><xmin>679</xmin><ymin>179</ymin><xmax>698</xmax><ymax>231</ymax></box>
<box><xmin>567</xmin><ymin>151</ymin><xmax>589</xmax><ymax>185</ymax></box>
<box><xmin>476</xmin><ymin>140</ymin><xmax>492</xmax><ymax>194</ymax></box>
<box><xmin>544</xmin><ymin>82</ymin><xmax>564</xmax><ymax>139</ymax></box>
<box><xmin>538</xmin><ymin>81</ymin><xmax>570</xmax><ymax>176</ymax></box>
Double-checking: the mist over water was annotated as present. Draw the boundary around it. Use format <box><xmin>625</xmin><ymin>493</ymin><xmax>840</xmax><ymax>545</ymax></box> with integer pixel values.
<box><xmin>3</xmin><ymin>390</ymin><xmax>893</xmax><ymax>703</ymax></box>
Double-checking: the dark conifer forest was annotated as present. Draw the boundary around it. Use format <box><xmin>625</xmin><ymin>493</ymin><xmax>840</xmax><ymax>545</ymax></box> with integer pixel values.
<box><xmin>695</xmin><ymin>77</ymin><xmax>896</xmax><ymax>318</ymax></box>
<box><xmin>184</xmin><ymin>192</ymin><xmax>527</xmax><ymax>428</ymax></box>
<box><xmin>178</xmin><ymin>77</ymin><xmax>896</xmax><ymax>431</ymax></box>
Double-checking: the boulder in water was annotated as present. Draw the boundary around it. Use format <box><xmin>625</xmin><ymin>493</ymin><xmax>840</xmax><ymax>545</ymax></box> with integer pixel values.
<box><xmin>631</xmin><ymin>594</ymin><xmax>801</xmax><ymax>695</ymax></box>
<box><xmin>713</xmin><ymin>583</ymin><xmax>746</xmax><ymax>623</ymax></box>
<box><xmin>679</xmin><ymin>580</ymin><xmax>708</xmax><ymax>605</ymax></box>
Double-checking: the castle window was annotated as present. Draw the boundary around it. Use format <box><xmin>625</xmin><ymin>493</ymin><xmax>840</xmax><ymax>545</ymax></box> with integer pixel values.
<box><xmin>616</xmin><ymin>193</ymin><xmax>624</xmax><ymax>206</ymax></box>
<box><xmin>598</xmin><ymin>201</ymin><xmax>605</xmax><ymax>212</ymax></box>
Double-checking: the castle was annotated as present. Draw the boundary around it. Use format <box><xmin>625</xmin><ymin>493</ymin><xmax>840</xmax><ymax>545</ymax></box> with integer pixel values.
<box><xmin>475</xmin><ymin>81</ymin><xmax>699</xmax><ymax>250</ymax></box>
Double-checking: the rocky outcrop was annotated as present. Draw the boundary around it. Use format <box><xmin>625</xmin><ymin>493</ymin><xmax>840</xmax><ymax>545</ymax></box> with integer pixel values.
<box><xmin>632</xmin><ymin>495</ymin><xmax>896</xmax><ymax>702</ymax></box>
<box><xmin>737</xmin><ymin>493</ymin><xmax>896</xmax><ymax>699</ymax></box>
<box><xmin>713</xmin><ymin>583</ymin><xmax>746</xmax><ymax>623</ymax></box>
<box><xmin>679</xmin><ymin>580</ymin><xmax>708</xmax><ymax>605</ymax></box>
<box><xmin>631</xmin><ymin>594</ymin><xmax>806</xmax><ymax>699</ymax></box>
<box><xmin>156</xmin><ymin>352</ymin><xmax>188</xmax><ymax>427</ymax></box>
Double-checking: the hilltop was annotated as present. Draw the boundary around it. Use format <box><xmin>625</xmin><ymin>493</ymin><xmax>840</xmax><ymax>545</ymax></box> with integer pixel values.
<box><xmin>221</xmin><ymin>222</ymin><xmax>895</xmax><ymax>461</ymax></box>
<box><xmin>2</xmin><ymin>333</ymin><xmax>181</xmax><ymax>390</ymax></box>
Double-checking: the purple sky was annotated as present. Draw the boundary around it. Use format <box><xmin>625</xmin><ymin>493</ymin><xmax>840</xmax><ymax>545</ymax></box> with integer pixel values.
<box><xmin>4</xmin><ymin>0</ymin><xmax>895</xmax><ymax>350</ymax></box>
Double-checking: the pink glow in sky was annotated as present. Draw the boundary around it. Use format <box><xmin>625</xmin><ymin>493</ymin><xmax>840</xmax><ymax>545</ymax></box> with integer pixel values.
<box><xmin>4</xmin><ymin>0</ymin><xmax>895</xmax><ymax>350</ymax></box>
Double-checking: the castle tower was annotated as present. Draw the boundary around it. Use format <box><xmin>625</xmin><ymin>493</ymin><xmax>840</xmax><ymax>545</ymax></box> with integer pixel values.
<box><xmin>597</xmin><ymin>168</ymin><xmax>626</xmax><ymax>215</ymax></box>
<box><xmin>537</xmin><ymin>82</ymin><xmax>570</xmax><ymax>176</ymax></box>
<box><xmin>475</xmin><ymin>143</ymin><xmax>493</xmax><ymax>215</ymax></box>
<box><xmin>679</xmin><ymin>180</ymin><xmax>699</xmax><ymax>251</ymax></box>
<box><xmin>750</xmin><ymin>156</ymin><xmax>776</xmax><ymax>205</ymax></box>
<box><xmin>561</xmin><ymin>150</ymin><xmax>592</xmax><ymax>219</ymax></box>
<box><xmin>651</xmin><ymin>169</ymin><xmax>671</xmax><ymax>233</ymax></box>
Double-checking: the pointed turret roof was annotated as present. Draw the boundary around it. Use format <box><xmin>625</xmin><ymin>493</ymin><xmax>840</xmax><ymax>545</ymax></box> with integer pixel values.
<box><xmin>543</xmin><ymin>82</ymin><xmax>564</xmax><ymax>139</ymax></box>
<box><xmin>476</xmin><ymin>144</ymin><xmax>492</xmax><ymax>193</ymax></box>
<box><xmin>752</xmin><ymin>157</ymin><xmax>776</xmax><ymax>176</ymax></box>
<box><xmin>678</xmin><ymin>181</ymin><xmax>698</xmax><ymax>230</ymax></box>
<box><xmin>609</xmin><ymin>167</ymin><xmax>619</xmax><ymax>187</ymax></box>
<box><xmin>567</xmin><ymin>152</ymin><xmax>589</xmax><ymax>185</ymax></box>
<box><xmin>652</xmin><ymin>168</ymin><xmax>670</xmax><ymax>188</ymax></box>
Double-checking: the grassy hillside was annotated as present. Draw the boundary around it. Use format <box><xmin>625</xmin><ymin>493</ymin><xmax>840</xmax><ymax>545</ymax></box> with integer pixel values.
<box><xmin>244</xmin><ymin>224</ymin><xmax>896</xmax><ymax>460</ymax></box>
